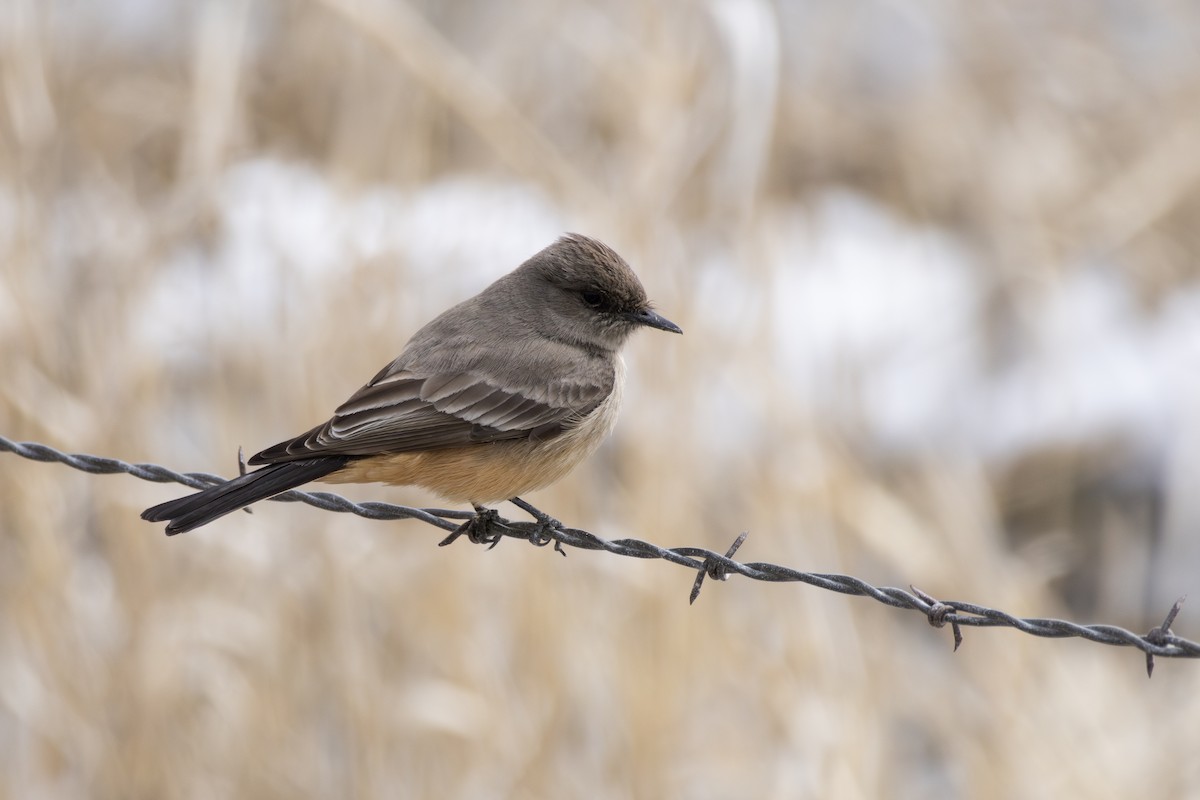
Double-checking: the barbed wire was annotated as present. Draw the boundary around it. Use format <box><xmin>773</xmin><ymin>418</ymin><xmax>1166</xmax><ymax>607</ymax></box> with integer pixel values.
<box><xmin>3</xmin><ymin>434</ymin><xmax>1196</xmax><ymax>676</ymax></box>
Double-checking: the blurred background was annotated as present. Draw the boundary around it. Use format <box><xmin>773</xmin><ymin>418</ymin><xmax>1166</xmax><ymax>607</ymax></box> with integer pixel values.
<box><xmin>2</xmin><ymin>0</ymin><xmax>1199</xmax><ymax>797</ymax></box>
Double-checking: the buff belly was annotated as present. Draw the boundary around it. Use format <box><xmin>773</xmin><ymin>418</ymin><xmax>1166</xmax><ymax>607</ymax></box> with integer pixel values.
<box><xmin>320</xmin><ymin>366</ymin><xmax>624</xmax><ymax>504</ymax></box>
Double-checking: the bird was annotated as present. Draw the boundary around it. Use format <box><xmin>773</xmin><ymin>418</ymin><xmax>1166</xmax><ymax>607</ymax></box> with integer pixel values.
<box><xmin>142</xmin><ymin>233</ymin><xmax>682</xmax><ymax>535</ymax></box>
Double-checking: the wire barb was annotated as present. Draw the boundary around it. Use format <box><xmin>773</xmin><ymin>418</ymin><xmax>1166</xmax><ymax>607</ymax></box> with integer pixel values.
<box><xmin>691</xmin><ymin>532</ymin><xmax>748</xmax><ymax>604</ymax></box>
<box><xmin>911</xmin><ymin>585</ymin><xmax>964</xmax><ymax>651</ymax></box>
<box><xmin>236</xmin><ymin>446</ymin><xmax>253</xmax><ymax>514</ymax></box>
<box><xmin>4</xmin><ymin>434</ymin><xmax>1199</xmax><ymax>676</ymax></box>
<box><xmin>1145</xmin><ymin>596</ymin><xmax>1186</xmax><ymax>678</ymax></box>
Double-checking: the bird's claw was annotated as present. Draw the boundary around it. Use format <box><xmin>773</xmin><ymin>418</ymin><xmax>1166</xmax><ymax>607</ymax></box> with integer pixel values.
<box><xmin>438</xmin><ymin>506</ymin><xmax>503</xmax><ymax>548</ymax></box>
<box><xmin>510</xmin><ymin>497</ymin><xmax>567</xmax><ymax>555</ymax></box>
<box><xmin>437</xmin><ymin>500</ymin><xmax>566</xmax><ymax>555</ymax></box>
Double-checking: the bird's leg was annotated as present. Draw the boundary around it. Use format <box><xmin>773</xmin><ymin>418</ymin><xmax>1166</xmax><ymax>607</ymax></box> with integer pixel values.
<box><xmin>439</xmin><ymin>503</ymin><xmax>503</xmax><ymax>548</ymax></box>
<box><xmin>509</xmin><ymin>497</ymin><xmax>566</xmax><ymax>554</ymax></box>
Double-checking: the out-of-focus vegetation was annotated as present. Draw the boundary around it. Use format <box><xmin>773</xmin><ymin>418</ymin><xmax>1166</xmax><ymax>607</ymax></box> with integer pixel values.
<box><xmin>2</xmin><ymin>1</ymin><xmax>1199</xmax><ymax>797</ymax></box>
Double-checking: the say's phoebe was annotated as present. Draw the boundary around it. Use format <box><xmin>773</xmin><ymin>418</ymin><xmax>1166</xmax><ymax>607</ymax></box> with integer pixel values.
<box><xmin>142</xmin><ymin>233</ymin><xmax>681</xmax><ymax>535</ymax></box>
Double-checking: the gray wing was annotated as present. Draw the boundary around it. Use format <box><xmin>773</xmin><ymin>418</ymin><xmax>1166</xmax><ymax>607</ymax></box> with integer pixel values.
<box><xmin>248</xmin><ymin>366</ymin><xmax>613</xmax><ymax>465</ymax></box>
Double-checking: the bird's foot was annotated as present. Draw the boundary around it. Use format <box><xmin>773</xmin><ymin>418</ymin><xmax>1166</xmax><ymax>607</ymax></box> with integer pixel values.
<box><xmin>510</xmin><ymin>497</ymin><xmax>567</xmax><ymax>555</ymax></box>
<box><xmin>438</xmin><ymin>504</ymin><xmax>504</xmax><ymax>549</ymax></box>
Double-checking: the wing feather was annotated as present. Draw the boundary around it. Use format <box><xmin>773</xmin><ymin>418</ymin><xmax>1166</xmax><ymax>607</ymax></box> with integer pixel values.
<box><xmin>248</xmin><ymin>366</ymin><xmax>612</xmax><ymax>465</ymax></box>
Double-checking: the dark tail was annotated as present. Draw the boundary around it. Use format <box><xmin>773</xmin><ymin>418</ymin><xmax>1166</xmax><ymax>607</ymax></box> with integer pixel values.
<box><xmin>141</xmin><ymin>456</ymin><xmax>349</xmax><ymax>535</ymax></box>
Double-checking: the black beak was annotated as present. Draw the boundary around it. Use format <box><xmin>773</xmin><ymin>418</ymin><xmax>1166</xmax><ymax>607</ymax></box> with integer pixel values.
<box><xmin>626</xmin><ymin>307</ymin><xmax>682</xmax><ymax>334</ymax></box>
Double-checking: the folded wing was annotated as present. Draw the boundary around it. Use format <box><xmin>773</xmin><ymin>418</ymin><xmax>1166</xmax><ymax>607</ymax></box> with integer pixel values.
<box><xmin>248</xmin><ymin>367</ymin><xmax>612</xmax><ymax>465</ymax></box>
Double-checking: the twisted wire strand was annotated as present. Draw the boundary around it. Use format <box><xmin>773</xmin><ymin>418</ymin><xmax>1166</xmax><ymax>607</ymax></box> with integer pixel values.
<box><xmin>3</xmin><ymin>434</ymin><xmax>1196</xmax><ymax>672</ymax></box>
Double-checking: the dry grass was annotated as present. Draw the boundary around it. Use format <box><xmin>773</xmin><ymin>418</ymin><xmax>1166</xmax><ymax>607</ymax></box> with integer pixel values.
<box><xmin>3</xmin><ymin>1</ymin><xmax>1200</xmax><ymax>797</ymax></box>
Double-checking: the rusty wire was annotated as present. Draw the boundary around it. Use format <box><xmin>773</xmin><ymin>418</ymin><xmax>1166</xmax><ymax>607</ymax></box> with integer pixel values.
<box><xmin>3</xmin><ymin>434</ymin><xmax>1196</xmax><ymax>675</ymax></box>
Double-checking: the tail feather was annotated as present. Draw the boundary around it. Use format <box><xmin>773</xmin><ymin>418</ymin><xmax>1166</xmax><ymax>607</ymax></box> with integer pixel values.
<box><xmin>141</xmin><ymin>456</ymin><xmax>349</xmax><ymax>535</ymax></box>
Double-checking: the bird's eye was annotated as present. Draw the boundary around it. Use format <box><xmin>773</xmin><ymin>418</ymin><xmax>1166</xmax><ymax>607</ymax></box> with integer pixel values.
<box><xmin>581</xmin><ymin>290</ymin><xmax>606</xmax><ymax>309</ymax></box>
